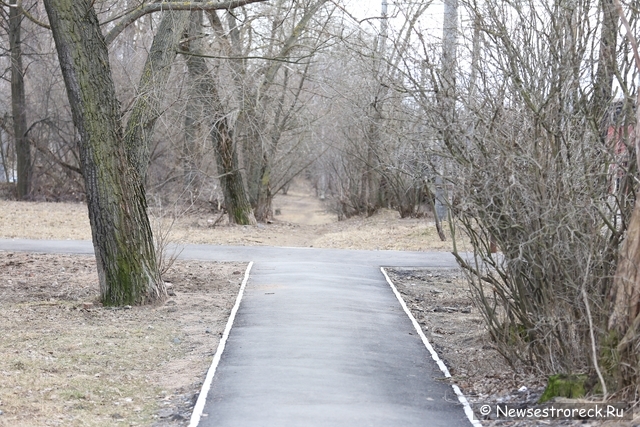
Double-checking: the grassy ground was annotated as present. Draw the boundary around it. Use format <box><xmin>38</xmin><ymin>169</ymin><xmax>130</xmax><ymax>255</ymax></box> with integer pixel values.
<box><xmin>0</xmin><ymin>253</ymin><xmax>244</xmax><ymax>427</ymax></box>
<box><xmin>0</xmin><ymin>179</ymin><xmax>460</xmax><ymax>252</ymax></box>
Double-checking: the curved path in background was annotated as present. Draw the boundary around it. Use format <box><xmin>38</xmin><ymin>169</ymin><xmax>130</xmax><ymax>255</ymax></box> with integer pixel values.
<box><xmin>0</xmin><ymin>239</ymin><xmax>475</xmax><ymax>427</ymax></box>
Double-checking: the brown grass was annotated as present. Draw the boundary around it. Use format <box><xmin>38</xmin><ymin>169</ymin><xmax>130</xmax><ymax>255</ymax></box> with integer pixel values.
<box><xmin>0</xmin><ymin>179</ymin><xmax>460</xmax><ymax>251</ymax></box>
<box><xmin>0</xmin><ymin>252</ymin><xmax>244</xmax><ymax>426</ymax></box>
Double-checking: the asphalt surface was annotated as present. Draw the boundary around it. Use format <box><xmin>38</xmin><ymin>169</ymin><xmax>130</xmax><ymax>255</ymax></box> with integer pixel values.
<box><xmin>0</xmin><ymin>239</ymin><xmax>472</xmax><ymax>426</ymax></box>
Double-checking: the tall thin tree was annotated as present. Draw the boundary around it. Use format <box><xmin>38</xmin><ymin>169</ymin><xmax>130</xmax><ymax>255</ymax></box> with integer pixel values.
<box><xmin>9</xmin><ymin>1</ymin><xmax>31</xmax><ymax>198</ymax></box>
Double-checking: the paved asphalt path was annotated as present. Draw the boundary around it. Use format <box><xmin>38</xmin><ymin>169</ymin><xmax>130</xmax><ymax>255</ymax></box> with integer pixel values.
<box><xmin>0</xmin><ymin>239</ymin><xmax>473</xmax><ymax>426</ymax></box>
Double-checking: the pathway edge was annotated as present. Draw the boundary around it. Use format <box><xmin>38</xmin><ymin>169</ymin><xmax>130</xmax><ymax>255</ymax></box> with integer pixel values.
<box><xmin>188</xmin><ymin>261</ymin><xmax>254</xmax><ymax>427</ymax></box>
<box><xmin>381</xmin><ymin>267</ymin><xmax>482</xmax><ymax>427</ymax></box>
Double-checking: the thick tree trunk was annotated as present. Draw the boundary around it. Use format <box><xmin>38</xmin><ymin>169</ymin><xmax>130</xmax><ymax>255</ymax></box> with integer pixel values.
<box><xmin>611</xmin><ymin>205</ymin><xmax>640</xmax><ymax>332</ymax></box>
<box><xmin>124</xmin><ymin>7</ymin><xmax>190</xmax><ymax>179</ymax></box>
<box><xmin>43</xmin><ymin>0</ymin><xmax>165</xmax><ymax>306</ymax></box>
<box><xmin>184</xmin><ymin>11</ymin><xmax>255</xmax><ymax>225</ymax></box>
<box><xmin>9</xmin><ymin>1</ymin><xmax>31</xmax><ymax>199</ymax></box>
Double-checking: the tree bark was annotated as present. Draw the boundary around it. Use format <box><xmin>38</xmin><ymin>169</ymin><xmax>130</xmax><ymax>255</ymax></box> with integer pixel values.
<box><xmin>43</xmin><ymin>0</ymin><xmax>165</xmax><ymax>306</ymax></box>
<box><xmin>363</xmin><ymin>100</ymin><xmax>382</xmax><ymax>216</ymax></box>
<box><xmin>184</xmin><ymin>11</ymin><xmax>256</xmax><ymax>225</ymax></box>
<box><xmin>9</xmin><ymin>1</ymin><xmax>31</xmax><ymax>198</ymax></box>
<box><xmin>607</xmin><ymin>0</ymin><xmax>640</xmax><ymax>387</ymax></box>
<box><xmin>611</xmin><ymin>205</ymin><xmax>640</xmax><ymax>332</ymax></box>
<box><xmin>183</xmin><ymin>73</ymin><xmax>201</xmax><ymax>192</ymax></box>
<box><xmin>208</xmin><ymin>10</ymin><xmax>263</xmax><ymax>209</ymax></box>
<box><xmin>124</xmin><ymin>6</ymin><xmax>191</xmax><ymax>179</ymax></box>
<box><xmin>214</xmin><ymin>115</ymin><xmax>257</xmax><ymax>225</ymax></box>
<box><xmin>436</xmin><ymin>0</ymin><xmax>458</xmax><ymax>221</ymax></box>
<box><xmin>255</xmin><ymin>151</ymin><xmax>273</xmax><ymax>221</ymax></box>
<box><xmin>592</xmin><ymin>0</ymin><xmax>619</xmax><ymax>134</ymax></box>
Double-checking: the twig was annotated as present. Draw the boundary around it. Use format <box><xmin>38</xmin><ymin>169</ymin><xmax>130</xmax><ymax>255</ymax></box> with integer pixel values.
<box><xmin>0</xmin><ymin>1</ymin><xmax>50</xmax><ymax>29</ymax></box>
<box><xmin>210</xmin><ymin>209</ymin><xmax>227</xmax><ymax>228</ymax></box>
<box><xmin>581</xmin><ymin>253</ymin><xmax>608</xmax><ymax>400</ymax></box>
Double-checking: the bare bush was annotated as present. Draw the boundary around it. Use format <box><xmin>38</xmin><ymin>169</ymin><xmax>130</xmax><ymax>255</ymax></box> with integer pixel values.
<box><xmin>432</xmin><ymin>0</ymin><xmax>640</xmax><ymax>396</ymax></box>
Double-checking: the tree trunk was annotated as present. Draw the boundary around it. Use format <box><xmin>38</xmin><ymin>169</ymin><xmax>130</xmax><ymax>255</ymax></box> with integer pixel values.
<box><xmin>124</xmin><ymin>6</ymin><xmax>191</xmax><ymax>179</ymax></box>
<box><xmin>43</xmin><ymin>0</ymin><xmax>165</xmax><ymax>306</ymax></box>
<box><xmin>608</xmin><ymin>194</ymin><xmax>640</xmax><ymax>389</ymax></box>
<box><xmin>207</xmin><ymin>10</ymin><xmax>260</xmax><ymax>206</ymax></box>
<box><xmin>607</xmin><ymin>0</ymin><xmax>640</xmax><ymax>390</ymax></box>
<box><xmin>242</xmin><ymin>120</ymin><xmax>263</xmax><ymax>207</ymax></box>
<box><xmin>611</xmin><ymin>204</ymin><xmax>640</xmax><ymax>333</ymax></box>
<box><xmin>363</xmin><ymin>102</ymin><xmax>382</xmax><ymax>216</ymax></box>
<box><xmin>592</xmin><ymin>0</ymin><xmax>619</xmax><ymax>135</ymax></box>
<box><xmin>214</xmin><ymin>117</ymin><xmax>257</xmax><ymax>225</ymax></box>
<box><xmin>255</xmin><ymin>152</ymin><xmax>273</xmax><ymax>221</ymax></box>
<box><xmin>435</xmin><ymin>0</ymin><xmax>458</xmax><ymax>222</ymax></box>
<box><xmin>9</xmin><ymin>1</ymin><xmax>31</xmax><ymax>198</ymax></box>
<box><xmin>183</xmin><ymin>75</ymin><xmax>201</xmax><ymax>192</ymax></box>
<box><xmin>184</xmin><ymin>11</ymin><xmax>256</xmax><ymax>225</ymax></box>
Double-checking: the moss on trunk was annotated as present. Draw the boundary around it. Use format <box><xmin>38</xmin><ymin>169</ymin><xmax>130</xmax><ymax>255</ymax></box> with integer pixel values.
<box><xmin>44</xmin><ymin>0</ymin><xmax>165</xmax><ymax>306</ymax></box>
<box><xmin>539</xmin><ymin>374</ymin><xmax>587</xmax><ymax>403</ymax></box>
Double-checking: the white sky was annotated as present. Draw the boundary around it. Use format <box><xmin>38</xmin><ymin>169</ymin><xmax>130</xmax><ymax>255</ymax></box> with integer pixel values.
<box><xmin>342</xmin><ymin>0</ymin><xmax>449</xmax><ymax>42</ymax></box>
<box><xmin>343</xmin><ymin>0</ymin><xmax>379</xmax><ymax>20</ymax></box>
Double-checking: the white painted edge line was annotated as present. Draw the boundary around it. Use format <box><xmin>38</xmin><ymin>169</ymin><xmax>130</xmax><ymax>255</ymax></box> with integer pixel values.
<box><xmin>381</xmin><ymin>267</ymin><xmax>482</xmax><ymax>427</ymax></box>
<box><xmin>188</xmin><ymin>261</ymin><xmax>254</xmax><ymax>427</ymax></box>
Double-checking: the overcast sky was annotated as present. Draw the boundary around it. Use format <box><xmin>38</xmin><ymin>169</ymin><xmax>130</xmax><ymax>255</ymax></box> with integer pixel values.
<box><xmin>341</xmin><ymin>0</ymin><xmax>447</xmax><ymax>42</ymax></box>
<box><xmin>343</xmin><ymin>0</ymin><xmax>379</xmax><ymax>20</ymax></box>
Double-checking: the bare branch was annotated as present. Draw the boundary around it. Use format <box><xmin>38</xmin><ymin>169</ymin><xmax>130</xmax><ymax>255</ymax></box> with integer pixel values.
<box><xmin>0</xmin><ymin>1</ymin><xmax>51</xmax><ymax>29</ymax></box>
<box><xmin>613</xmin><ymin>0</ymin><xmax>640</xmax><ymax>70</ymax></box>
<box><xmin>613</xmin><ymin>0</ymin><xmax>640</xmax><ymax>172</ymax></box>
<box><xmin>104</xmin><ymin>0</ymin><xmax>269</xmax><ymax>46</ymax></box>
<box><xmin>176</xmin><ymin>48</ymin><xmax>312</xmax><ymax>64</ymax></box>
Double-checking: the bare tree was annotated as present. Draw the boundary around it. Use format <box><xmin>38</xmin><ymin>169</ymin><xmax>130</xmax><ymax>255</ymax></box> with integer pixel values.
<box><xmin>183</xmin><ymin>9</ymin><xmax>256</xmax><ymax>225</ymax></box>
<box><xmin>223</xmin><ymin>0</ymin><xmax>329</xmax><ymax>221</ymax></box>
<box><xmin>123</xmin><ymin>7</ymin><xmax>191</xmax><ymax>179</ymax></box>
<box><xmin>419</xmin><ymin>0</ymin><xmax>640</xmax><ymax>396</ymax></box>
<box><xmin>308</xmin><ymin>1</ymin><xmax>434</xmax><ymax>220</ymax></box>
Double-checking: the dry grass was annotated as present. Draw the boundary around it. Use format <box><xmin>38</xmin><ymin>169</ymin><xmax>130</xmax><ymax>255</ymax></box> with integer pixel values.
<box><xmin>0</xmin><ymin>201</ymin><xmax>91</xmax><ymax>241</ymax></box>
<box><xmin>0</xmin><ymin>179</ymin><xmax>461</xmax><ymax>251</ymax></box>
<box><xmin>0</xmin><ymin>252</ymin><xmax>245</xmax><ymax>427</ymax></box>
